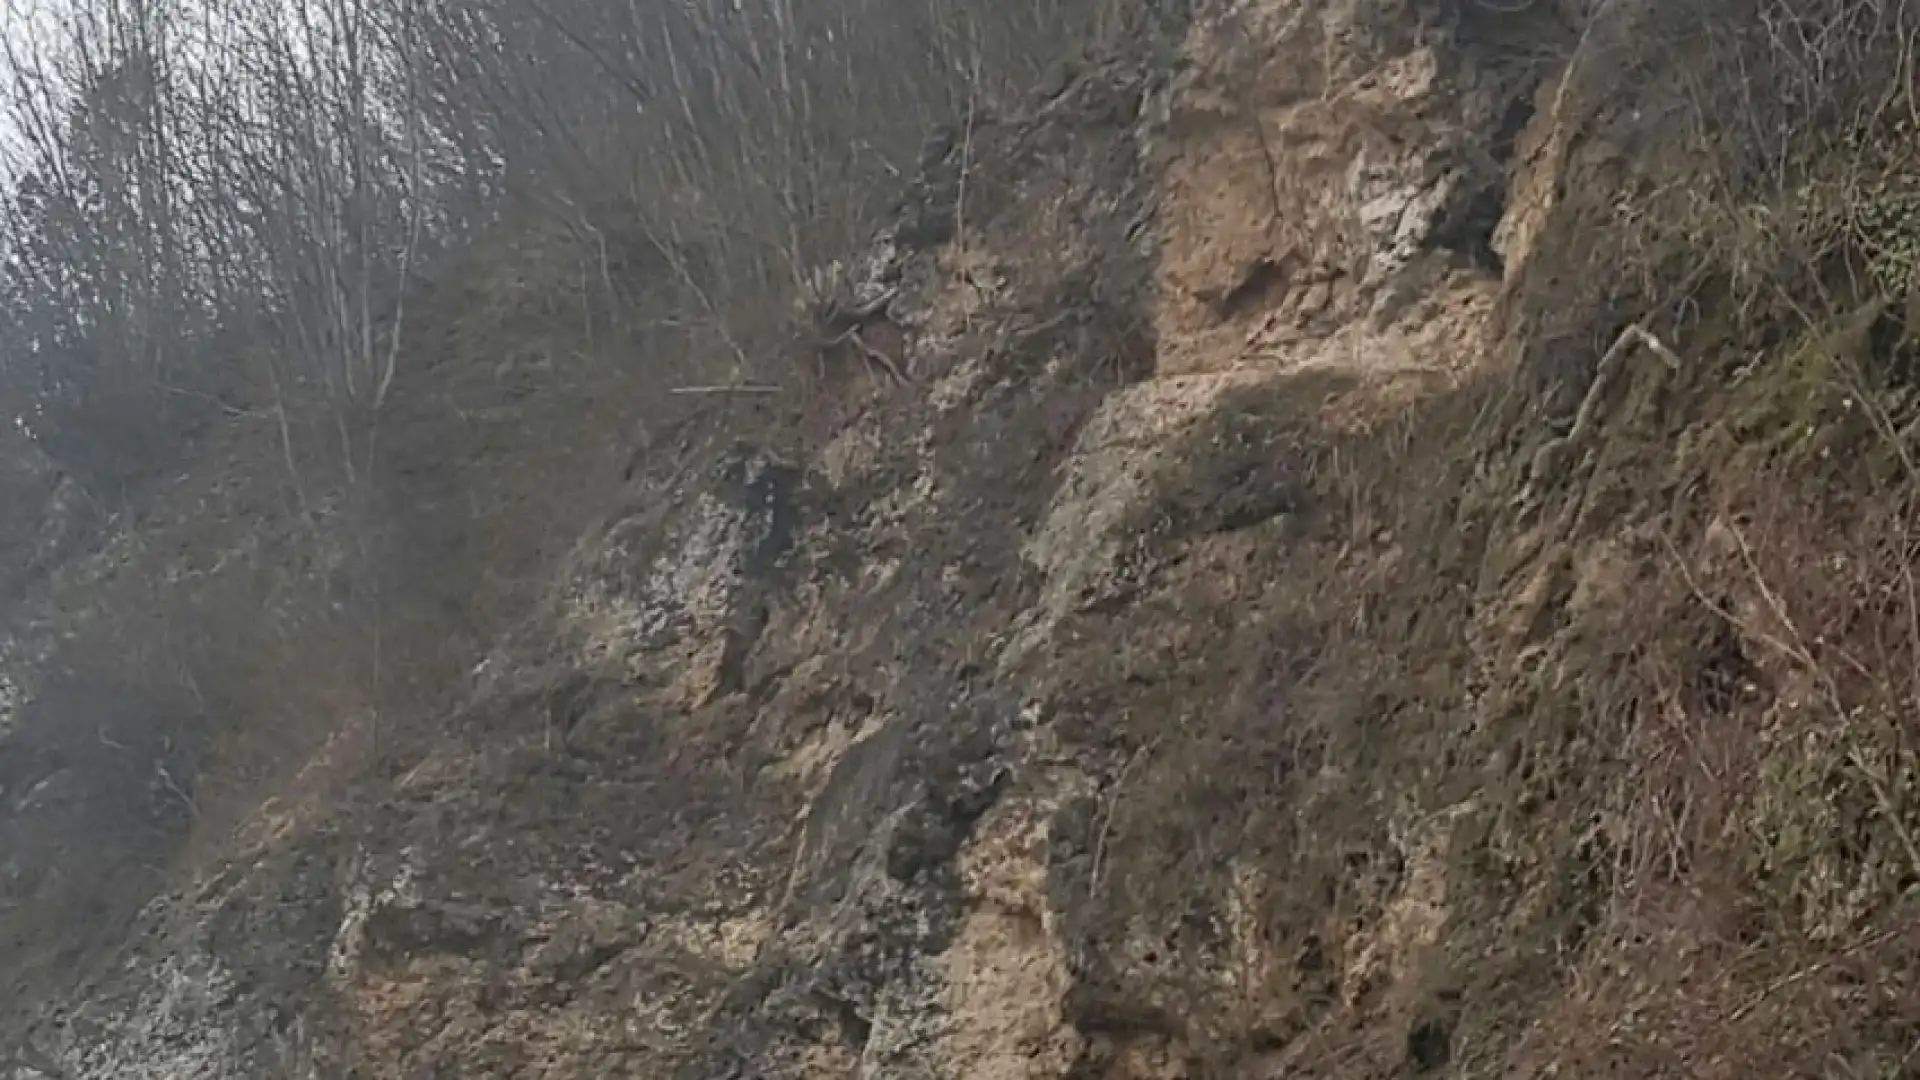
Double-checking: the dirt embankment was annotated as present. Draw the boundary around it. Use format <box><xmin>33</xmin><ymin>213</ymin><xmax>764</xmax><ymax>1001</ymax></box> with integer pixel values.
<box><xmin>13</xmin><ymin>0</ymin><xmax>1920</xmax><ymax>1076</ymax></box>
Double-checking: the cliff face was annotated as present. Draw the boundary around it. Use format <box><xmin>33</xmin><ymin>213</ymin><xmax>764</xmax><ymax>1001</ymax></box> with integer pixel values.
<box><xmin>15</xmin><ymin>0</ymin><xmax>1920</xmax><ymax>1076</ymax></box>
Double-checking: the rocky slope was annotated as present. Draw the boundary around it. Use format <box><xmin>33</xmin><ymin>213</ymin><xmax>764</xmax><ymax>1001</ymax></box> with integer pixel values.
<box><xmin>11</xmin><ymin>0</ymin><xmax>1920</xmax><ymax>1076</ymax></box>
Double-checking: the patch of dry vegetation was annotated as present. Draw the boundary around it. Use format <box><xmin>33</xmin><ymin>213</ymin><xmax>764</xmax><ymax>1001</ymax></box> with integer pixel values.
<box><xmin>1025</xmin><ymin>1</ymin><xmax>1920</xmax><ymax>1076</ymax></box>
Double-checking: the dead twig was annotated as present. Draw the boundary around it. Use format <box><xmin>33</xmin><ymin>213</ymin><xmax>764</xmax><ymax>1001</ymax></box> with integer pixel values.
<box><xmin>841</xmin><ymin>327</ymin><xmax>912</xmax><ymax>387</ymax></box>
<box><xmin>1090</xmin><ymin>736</ymin><xmax>1161</xmax><ymax>896</ymax></box>
<box><xmin>1725</xmin><ymin>924</ymin><xmax>1905</xmax><ymax>1023</ymax></box>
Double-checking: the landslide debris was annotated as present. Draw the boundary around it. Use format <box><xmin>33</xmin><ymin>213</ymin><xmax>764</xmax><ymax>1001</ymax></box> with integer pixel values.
<box><xmin>13</xmin><ymin>0</ymin><xmax>1920</xmax><ymax>1077</ymax></box>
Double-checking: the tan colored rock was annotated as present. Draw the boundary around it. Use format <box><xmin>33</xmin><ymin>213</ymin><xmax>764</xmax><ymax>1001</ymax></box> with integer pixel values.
<box><xmin>943</xmin><ymin>797</ymin><xmax>1082</xmax><ymax>1080</ymax></box>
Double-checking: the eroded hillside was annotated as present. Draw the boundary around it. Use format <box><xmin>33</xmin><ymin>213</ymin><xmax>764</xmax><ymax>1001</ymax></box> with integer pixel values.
<box><xmin>7</xmin><ymin>0</ymin><xmax>1920</xmax><ymax>1076</ymax></box>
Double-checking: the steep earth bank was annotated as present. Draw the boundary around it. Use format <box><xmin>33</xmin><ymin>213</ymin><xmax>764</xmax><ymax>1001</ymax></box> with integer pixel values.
<box><xmin>12</xmin><ymin>0</ymin><xmax>1920</xmax><ymax>1076</ymax></box>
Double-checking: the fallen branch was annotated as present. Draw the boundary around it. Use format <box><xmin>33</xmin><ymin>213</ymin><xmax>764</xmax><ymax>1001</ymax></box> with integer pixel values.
<box><xmin>1528</xmin><ymin>322</ymin><xmax>1685</xmax><ymax>491</ymax></box>
<box><xmin>669</xmin><ymin>384</ymin><xmax>783</xmax><ymax>396</ymax></box>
